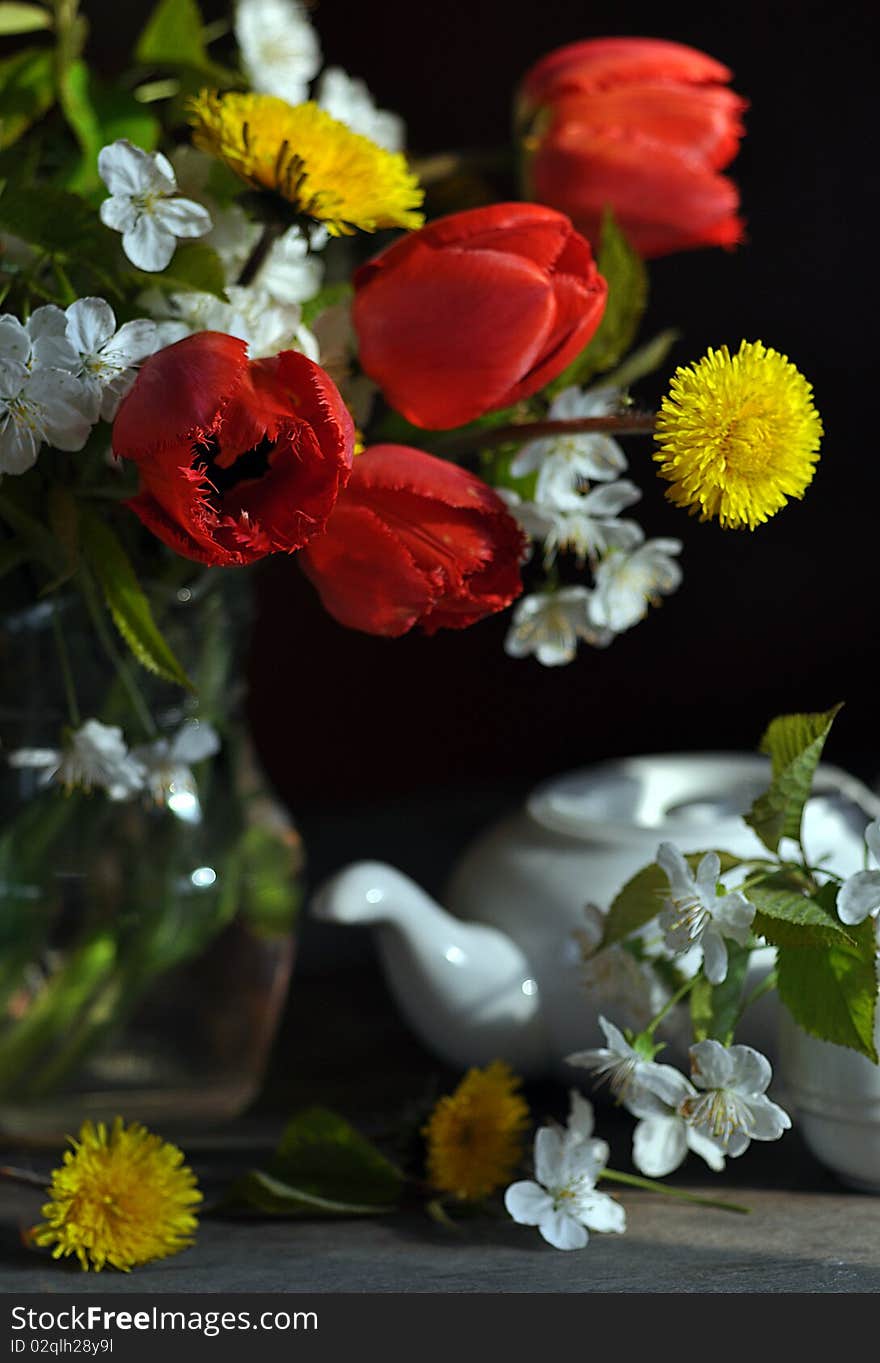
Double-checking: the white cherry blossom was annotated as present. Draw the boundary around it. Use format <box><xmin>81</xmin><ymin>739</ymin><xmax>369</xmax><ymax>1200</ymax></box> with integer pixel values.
<box><xmin>316</xmin><ymin>67</ymin><xmax>405</xmax><ymax>151</ymax></box>
<box><xmin>64</xmin><ymin>298</ymin><xmax>160</xmax><ymax>422</ymax></box>
<box><xmin>498</xmin><ymin>485</ymin><xmax>643</xmax><ymax>566</ymax></box>
<box><xmin>98</xmin><ymin>140</ymin><xmax>212</xmax><ymax>272</ymax></box>
<box><xmin>577</xmin><ymin>906</ymin><xmax>667</xmax><ymax>1032</ymax></box>
<box><xmin>258</xmin><ymin>226</ymin><xmax>325</xmax><ymax>306</ymax></box>
<box><xmin>656</xmin><ymin>842</ymin><xmax>755</xmax><ymax>985</ymax></box>
<box><xmin>0</xmin><ymin>360</ymin><xmax>91</xmax><ymax>475</ymax></box>
<box><xmin>566</xmin><ymin>1015</ymin><xmax>688</xmax><ymax>1107</ymax></box>
<box><xmin>505</xmin><ymin>1094</ymin><xmax>625</xmax><ymax>1250</ymax></box>
<box><xmin>144</xmin><ymin>284</ymin><xmax>318</xmax><ymax>362</ymax></box>
<box><xmin>680</xmin><ymin>1040</ymin><xmax>791</xmax><ymax>1156</ymax></box>
<box><xmin>587</xmin><ymin>538</ymin><xmax>683</xmax><ymax>632</ymax></box>
<box><xmin>504</xmin><ymin>587</ymin><xmax>612</xmax><ymax>667</ymax></box>
<box><xmin>9</xmin><ymin>719</ymin><xmax>147</xmax><ymax>800</ymax></box>
<box><xmin>135</xmin><ymin>720</ymin><xmax>220</xmax><ymax>824</ymax></box>
<box><xmin>235</xmin><ymin>0</ymin><xmax>321</xmax><ymax>101</ymax></box>
<box><xmin>625</xmin><ymin>1079</ymin><xmax>727</xmax><ymax>1177</ymax></box>
<box><xmin>837</xmin><ymin>820</ymin><xmax>880</xmax><ymax>925</ymax></box>
<box><xmin>510</xmin><ymin>386</ymin><xmax>628</xmax><ymax>489</ymax></box>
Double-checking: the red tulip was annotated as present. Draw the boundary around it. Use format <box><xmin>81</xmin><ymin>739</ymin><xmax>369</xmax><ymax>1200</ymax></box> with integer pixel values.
<box><xmin>299</xmin><ymin>444</ymin><xmax>525</xmax><ymax>636</ymax></box>
<box><xmin>352</xmin><ymin>203</ymin><xmax>607</xmax><ymax>430</ymax></box>
<box><xmin>517</xmin><ymin>37</ymin><xmax>747</xmax><ymax>259</ymax></box>
<box><xmin>113</xmin><ymin>332</ymin><xmax>355</xmax><ymax>567</ymax></box>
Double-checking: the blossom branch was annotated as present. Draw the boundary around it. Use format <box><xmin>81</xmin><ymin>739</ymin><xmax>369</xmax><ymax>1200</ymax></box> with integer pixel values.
<box><xmin>599</xmin><ymin>1167</ymin><xmax>750</xmax><ymax>1214</ymax></box>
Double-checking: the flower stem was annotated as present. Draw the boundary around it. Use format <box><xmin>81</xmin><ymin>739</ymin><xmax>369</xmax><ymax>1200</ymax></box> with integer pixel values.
<box><xmin>600</xmin><ymin>1167</ymin><xmax>750</xmax><ymax>1214</ymax></box>
<box><xmin>0</xmin><ymin>1166</ymin><xmax>45</xmax><ymax>1191</ymax></box>
<box><xmin>439</xmin><ymin>412</ymin><xmax>658</xmax><ymax>458</ymax></box>
<box><xmin>644</xmin><ymin>974</ymin><xmax>697</xmax><ymax>1037</ymax></box>
<box><xmin>50</xmin><ymin>601</ymin><xmax>80</xmax><ymax>728</ymax></box>
<box><xmin>237</xmin><ymin>219</ymin><xmax>284</xmax><ymax>288</ymax></box>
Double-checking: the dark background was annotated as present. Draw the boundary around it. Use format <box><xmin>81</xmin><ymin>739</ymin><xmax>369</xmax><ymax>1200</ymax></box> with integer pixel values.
<box><xmin>83</xmin><ymin>1</ymin><xmax>880</xmax><ymax>1092</ymax></box>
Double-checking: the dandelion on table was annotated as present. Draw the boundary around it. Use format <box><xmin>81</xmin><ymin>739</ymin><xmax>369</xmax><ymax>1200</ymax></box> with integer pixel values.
<box><xmin>33</xmin><ymin>1118</ymin><xmax>201</xmax><ymax>1272</ymax></box>
<box><xmin>422</xmin><ymin>1060</ymin><xmax>529</xmax><ymax>1202</ymax></box>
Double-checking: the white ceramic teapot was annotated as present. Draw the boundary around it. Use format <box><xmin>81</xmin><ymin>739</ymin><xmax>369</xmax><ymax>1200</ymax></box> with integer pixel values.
<box><xmin>311</xmin><ymin>753</ymin><xmax>880</xmax><ymax>1079</ymax></box>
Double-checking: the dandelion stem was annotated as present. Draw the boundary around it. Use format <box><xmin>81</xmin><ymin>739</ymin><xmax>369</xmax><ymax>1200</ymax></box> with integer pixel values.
<box><xmin>0</xmin><ymin>1166</ymin><xmax>45</xmax><ymax>1190</ymax></box>
<box><xmin>599</xmin><ymin>1167</ymin><xmax>750</xmax><ymax>1214</ymax></box>
<box><xmin>237</xmin><ymin>219</ymin><xmax>285</xmax><ymax>288</ymax></box>
<box><xmin>439</xmin><ymin>412</ymin><xmax>658</xmax><ymax>458</ymax></box>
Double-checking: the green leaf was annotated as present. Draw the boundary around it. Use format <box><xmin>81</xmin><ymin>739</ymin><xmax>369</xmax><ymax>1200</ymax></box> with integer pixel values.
<box><xmin>0</xmin><ymin>179</ymin><xmax>108</xmax><ymax>258</ymax></box>
<box><xmin>0</xmin><ymin>489</ymin><xmax>65</xmax><ymax>572</ymax></box>
<box><xmin>0</xmin><ymin>3</ymin><xmax>52</xmax><ymax>35</ymax></box>
<box><xmin>58</xmin><ymin>65</ymin><xmax>161</xmax><ymax>195</ymax></box>
<box><xmin>80</xmin><ymin>510</ymin><xmax>193</xmax><ymax>690</ymax></box>
<box><xmin>136</xmin><ymin>0</ymin><xmax>206</xmax><ymax>68</ymax></box>
<box><xmin>600</xmin><ymin>850</ymin><xmax>743</xmax><ymax>949</ymax></box>
<box><xmin>135</xmin><ymin>0</ymin><xmax>238</xmax><ymax>87</ymax></box>
<box><xmin>129</xmin><ymin>240</ymin><xmax>227</xmax><ymax>300</ymax></box>
<box><xmin>750</xmin><ymin>876</ymin><xmax>855</xmax><ymax>948</ymax></box>
<box><xmin>690</xmin><ymin>939</ymin><xmax>753</xmax><ymax>1044</ymax></box>
<box><xmin>545</xmin><ymin>209</ymin><xmax>648</xmax><ymax>396</ymax></box>
<box><xmin>598</xmin><ymin>328</ymin><xmax>680</xmax><ymax>394</ymax></box>
<box><xmin>300</xmin><ymin>281</ymin><xmax>353</xmax><ymax>328</ymax></box>
<box><xmin>776</xmin><ymin>917</ymin><xmax>878</xmax><ymax>1062</ymax></box>
<box><xmin>0</xmin><ymin>47</ymin><xmax>54</xmax><ymax>150</ymax></box>
<box><xmin>745</xmin><ymin>704</ymin><xmax>844</xmax><ymax>854</ymax></box>
<box><xmin>226</xmin><ymin>1107</ymin><xmax>403</xmax><ymax>1217</ymax></box>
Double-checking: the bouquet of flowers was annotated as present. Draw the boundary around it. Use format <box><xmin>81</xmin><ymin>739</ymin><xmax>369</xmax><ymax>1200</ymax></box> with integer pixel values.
<box><xmin>0</xmin><ymin>0</ymin><xmax>843</xmax><ymax>1256</ymax></box>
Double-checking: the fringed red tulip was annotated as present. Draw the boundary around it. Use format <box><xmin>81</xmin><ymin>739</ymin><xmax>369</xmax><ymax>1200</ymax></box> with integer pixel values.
<box><xmin>517</xmin><ymin>37</ymin><xmax>747</xmax><ymax>259</ymax></box>
<box><xmin>352</xmin><ymin>203</ymin><xmax>607</xmax><ymax>430</ymax></box>
<box><xmin>300</xmin><ymin>444</ymin><xmax>525</xmax><ymax>636</ymax></box>
<box><xmin>113</xmin><ymin>332</ymin><xmax>355</xmax><ymax>566</ymax></box>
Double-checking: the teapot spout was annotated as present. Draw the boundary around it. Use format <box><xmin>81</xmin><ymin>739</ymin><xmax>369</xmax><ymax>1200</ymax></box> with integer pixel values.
<box><xmin>311</xmin><ymin>861</ymin><xmax>550</xmax><ymax>1075</ymax></box>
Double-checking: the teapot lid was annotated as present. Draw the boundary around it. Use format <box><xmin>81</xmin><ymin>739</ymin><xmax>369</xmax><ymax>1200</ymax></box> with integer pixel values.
<box><xmin>526</xmin><ymin>752</ymin><xmax>880</xmax><ymax>844</ymax></box>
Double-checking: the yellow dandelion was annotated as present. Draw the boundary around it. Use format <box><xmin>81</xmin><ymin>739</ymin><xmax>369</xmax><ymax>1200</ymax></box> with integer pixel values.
<box><xmin>653</xmin><ymin>340</ymin><xmax>823</xmax><ymax>530</ymax></box>
<box><xmin>188</xmin><ymin>92</ymin><xmax>424</xmax><ymax>236</ymax></box>
<box><xmin>33</xmin><ymin>1118</ymin><xmax>201</xmax><ymax>1272</ymax></box>
<box><xmin>423</xmin><ymin>1061</ymin><xmax>530</xmax><ymax>1202</ymax></box>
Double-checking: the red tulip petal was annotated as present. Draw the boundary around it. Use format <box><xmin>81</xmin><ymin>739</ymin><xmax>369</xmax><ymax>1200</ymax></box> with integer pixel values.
<box><xmin>354</xmin><ymin>243</ymin><xmax>558</xmax><ymax>428</ymax></box>
<box><xmin>520</xmin><ymin>37</ymin><xmax>734</xmax><ymax>112</ymax></box>
<box><xmin>532</xmin><ymin>133</ymin><xmax>743</xmax><ymax>259</ymax></box>
<box><xmin>113</xmin><ymin>331</ymin><xmax>248</xmax><ymax>459</ymax></box>
<box><xmin>504</xmin><ymin>269</ymin><xmax>607</xmax><ymax>403</ymax></box>
<box><xmin>300</xmin><ymin>502</ymin><xmax>438</xmax><ymax>637</ymax></box>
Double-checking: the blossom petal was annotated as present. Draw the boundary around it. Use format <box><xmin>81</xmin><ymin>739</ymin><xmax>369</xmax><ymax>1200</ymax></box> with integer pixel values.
<box><xmin>689</xmin><ymin>1038</ymin><xmax>732</xmax><ymax>1090</ymax></box>
<box><xmin>745</xmin><ymin>1093</ymin><xmax>791</xmax><ymax>1140</ymax></box>
<box><xmin>152</xmin><ymin>197</ymin><xmax>213</xmax><ymax>239</ymax></box>
<box><xmin>632</xmin><ymin>1114</ymin><xmax>688</xmax><ymax>1177</ymax></box>
<box><xmin>104</xmin><ymin>319</ymin><xmax>161</xmax><ymax>365</ymax></box>
<box><xmin>656</xmin><ymin>841</ymin><xmax>695</xmax><ymax>899</ymax></box>
<box><xmin>726</xmin><ymin>1044</ymin><xmax>772</xmax><ymax>1097</ymax></box>
<box><xmin>865</xmin><ymin>820</ymin><xmax>880</xmax><ymax>868</ymax></box>
<box><xmin>701</xmin><ymin>926</ymin><xmax>728</xmax><ymax>984</ymax></box>
<box><xmin>504</xmin><ymin>1180</ymin><xmax>554</xmax><ymax>1227</ymax></box>
<box><xmin>713</xmin><ymin>891</ymin><xmax>755</xmax><ymax>944</ymax></box>
<box><xmin>539</xmin><ymin>1209</ymin><xmax>589</xmax><ymax>1250</ymax></box>
<box><xmin>100</xmin><ymin>196</ymin><xmax>139</xmax><ymax>234</ymax></box>
<box><xmin>65</xmin><ymin>297</ymin><xmax>116</xmax><ymax>357</ymax></box>
<box><xmin>696</xmin><ymin>850</ymin><xmax>721</xmax><ymax>899</ymax></box>
<box><xmin>534</xmin><ymin>1126</ymin><xmax>565</xmax><ymax>1189</ymax></box>
<box><xmin>686</xmin><ymin>1127</ymin><xmax>726</xmax><ymax>1171</ymax></box>
<box><xmin>837</xmin><ymin>870</ymin><xmax>880</xmax><ymax>926</ymax></box>
<box><xmin>576</xmin><ymin>1190</ymin><xmax>626</xmax><ymax>1234</ymax></box>
<box><xmin>98</xmin><ymin>140</ymin><xmax>154</xmax><ymax>197</ymax></box>
<box><xmin>122</xmin><ymin>216</ymin><xmax>177</xmax><ymax>272</ymax></box>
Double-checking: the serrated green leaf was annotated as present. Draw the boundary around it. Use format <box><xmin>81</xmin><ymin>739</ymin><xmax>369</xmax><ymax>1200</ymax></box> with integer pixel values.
<box><xmin>80</xmin><ymin>511</ymin><xmax>192</xmax><ymax>690</ymax></box>
<box><xmin>777</xmin><ymin>917</ymin><xmax>878</xmax><ymax>1062</ymax></box>
<box><xmin>690</xmin><ymin>940</ymin><xmax>753</xmax><ymax>1044</ymax></box>
<box><xmin>545</xmin><ymin>209</ymin><xmax>647</xmax><ymax>397</ymax></box>
<box><xmin>129</xmin><ymin>240</ymin><xmax>227</xmax><ymax>300</ymax></box>
<box><xmin>600</xmin><ymin>850</ymin><xmax>743</xmax><ymax>949</ymax></box>
<box><xmin>226</xmin><ymin>1107</ymin><xmax>403</xmax><ymax>1217</ymax></box>
<box><xmin>750</xmin><ymin>877</ymin><xmax>854</xmax><ymax>948</ymax></box>
<box><xmin>745</xmin><ymin>705</ymin><xmax>843</xmax><ymax>854</ymax></box>
<box><xmin>0</xmin><ymin>47</ymin><xmax>54</xmax><ymax>149</ymax></box>
<box><xmin>0</xmin><ymin>3</ymin><xmax>52</xmax><ymax>35</ymax></box>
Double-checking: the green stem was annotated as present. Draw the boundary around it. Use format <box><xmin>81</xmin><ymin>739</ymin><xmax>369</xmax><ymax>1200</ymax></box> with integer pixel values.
<box><xmin>600</xmin><ymin>1167</ymin><xmax>750</xmax><ymax>1215</ymax></box>
<box><xmin>78</xmin><ymin>567</ymin><xmax>157</xmax><ymax>739</ymax></box>
<box><xmin>644</xmin><ymin>974</ymin><xmax>697</xmax><ymax>1036</ymax></box>
<box><xmin>738</xmin><ymin>968</ymin><xmax>778</xmax><ymax>1020</ymax></box>
<box><xmin>50</xmin><ymin>600</ymin><xmax>80</xmax><ymax>728</ymax></box>
<box><xmin>438</xmin><ymin>412</ymin><xmax>658</xmax><ymax>459</ymax></box>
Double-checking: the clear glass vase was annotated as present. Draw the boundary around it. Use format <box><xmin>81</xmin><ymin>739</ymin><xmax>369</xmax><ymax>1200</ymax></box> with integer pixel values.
<box><xmin>0</xmin><ymin>564</ymin><xmax>301</xmax><ymax>1143</ymax></box>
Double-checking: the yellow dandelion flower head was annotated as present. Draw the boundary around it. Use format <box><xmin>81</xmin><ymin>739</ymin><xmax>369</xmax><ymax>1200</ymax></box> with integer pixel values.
<box><xmin>653</xmin><ymin>340</ymin><xmax>823</xmax><ymax>530</ymax></box>
<box><xmin>187</xmin><ymin>92</ymin><xmax>425</xmax><ymax>237</ymax></box>
<box><xmin>422</xmin><ymin>1060</ymin><xmax>529</xmax><ymax>1202</ymax></box>
<box><xmin>33</xmin><ymin>1118</ymin><xmax>202</xmax><ymax>1272</ymax></box>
